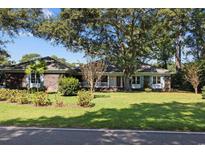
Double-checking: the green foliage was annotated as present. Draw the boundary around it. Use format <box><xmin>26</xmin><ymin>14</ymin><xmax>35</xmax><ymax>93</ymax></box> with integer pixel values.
<box><xmin>202</xmin><ymin>86</ymin><xmax>205</xmax><ymax>99</ymax></box>
<box><xmin>54</xmin><ymin>92</ymin><xmax>65</xmax><ymax>107</ymax></box>
<box><xmin>29</xmin><ymin>86</ymin><xmax>46</xmax><ymax>93</ymax></box>
<box><xmin>20</xmin><ymin>53</ymin><xmax>41</xmax><ymax>63</ymax></box>
<box><xmin>58</xmin><ymin>77</ymin><xmax>79</xmax><ymax>96</ymax></box>
<box><xmin>0</xmin><ymin>9</ymin><xmax>44</xmax><ymax>60</ymax></box>
<box><xmin>0</xmin><ymin>50</ymin><xmax>12</xmax><ymax>65</ymax></box>
<box><xmin>33</xmin><ymin>92</ymin><xmax>52</xmax><ymax>106</ymax></box>
<box><xmin>0</xmin><ymin>89</ymin><xmax>10</xmax><ymax>101</ymax></box>
<box><xmin>8</xmin><ymin>90</ymin><xmax>32</xmax><ymax>104</ymax></box>
<box><xmin>77</xmin><ymin>90</ymin><xmax>94</xmax><ymax>107</ymax></box>
<box><xmin>8</xmin><ymin>90</ymin><xmax>21</xmax><ymax>103</ymax></box>
<box><xmin>18</xmin><ymin>90</ymin><xmax>32</xmax><ymax>104</ymax></box>
<box><xmin>25</xmin><ymin>60</ymin><xmax>46</xmax><ymax>75</ymax></box>
<box><xmin>144</xmin><ymin>88</ymin><xmax>152</xmax><ymax>92</ymax></box>
<box><xmin>185</xmin><ymin>9</ymin><xmax>205</xmax><ymax>60</ymax></box>
<box><xmin>184</xmin><ymin>62</ymin><xmax>201</xmax><ymax>94</ymax></box>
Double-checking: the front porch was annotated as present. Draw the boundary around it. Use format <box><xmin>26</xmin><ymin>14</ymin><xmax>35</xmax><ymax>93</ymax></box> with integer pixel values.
<box><xmin>80</xmin><ymin>74</ymin><xmax>170</xmax><ymax>91</ymax></box>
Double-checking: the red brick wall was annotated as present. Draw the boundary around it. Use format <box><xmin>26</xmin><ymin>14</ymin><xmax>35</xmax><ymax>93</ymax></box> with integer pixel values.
<box><xmin>44</xmin><ymin>74</ymin><xmax>59</xmax><ymax>92</ymax></box>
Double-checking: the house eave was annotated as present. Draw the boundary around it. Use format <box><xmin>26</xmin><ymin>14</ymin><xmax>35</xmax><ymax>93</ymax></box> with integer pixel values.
<box><xmin>0</xmin><ymin>69</ymin><xmax>72</xmax><ymax>74</ymax></box>
<box><xmin>76</xmin><ymin>71</ymin><xmax>171</xmax><ymax>76</ymax></box>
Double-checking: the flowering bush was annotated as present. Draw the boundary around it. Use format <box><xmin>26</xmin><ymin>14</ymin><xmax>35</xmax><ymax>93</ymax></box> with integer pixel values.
<box><xmin>8</xmin><ymin>90</ymin><xmax>32</xmax><ymax>104</ymax></box>
<box><xmin>77</xmin><ymin>90</ymin><xmax>94</xmax><ymax>107</ymax></box>
<box><xmin>33</xmin><ymin>92</ymin><xmax>52</xmax><ymax>106</ymax></box>
<box><xmin>0</xmin><ymin>89</ymin><xmax>10</xmax><ymax>101</ymax></box>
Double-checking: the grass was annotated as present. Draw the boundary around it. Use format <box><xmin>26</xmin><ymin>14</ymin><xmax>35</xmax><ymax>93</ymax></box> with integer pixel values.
<box><xmin>0</xmin><ymin>92</ymin><xmax>205</xmax><ymax>131</ymax></box>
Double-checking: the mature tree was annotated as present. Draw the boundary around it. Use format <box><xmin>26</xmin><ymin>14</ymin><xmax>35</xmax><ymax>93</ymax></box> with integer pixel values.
<box><xmin>36</xmin><ymin>9</ymin><xmax>155</xmax><ymax>91</ymax></box>
<box><xmin>99</xmin><ymin>9</ymin><xmax>156</xmax><ymax>90</ymax></box>
<box><xmin>51</xmin><ymin>55</ymin><xmax>67</xmax><ymax>63</ymax></box>
<box><xmin>155</xmin><ymin>9</ymin><xmax>190</xmax><ymax>71</ymax></box>
<box><xmin>20</xmin><ymin>53</ymin><xmax>41</xmax><ymax>63</ymax></box>
<box><xmin>0</xmin><ymin>50</ymin><xmax>10</xmax><ymax>65</ymax></box>
<box><xmin>0</xmin><ymin>9</ymin><xmax>44</xmax><ymax>56</ymax></box>
<box><xmin>184</xmin><ymin>62</ymin><xmax>201</xmax><ymax>94</ymax></box>
<box><xmin>25</xmin><ymin>60</ymin><xmax>46</xmax><ymax>91</ymax></box>
<box><xmin>150</xmin><ymin>9</ymin><xmax>176</xmax><ymax>69</ymax></box>
<box><xmin>36</xmin><ymin>9</ymin><xmax>100</xmax><ymax>50</ymax></box>
<box><xmin>80</xmin><ymin>58</ymin><xmax>106</xmax><ymax>93</ymax></box>
<box><xmin>185</xmin><ymin>9</ymin><xmax>205</xmax><ymax>60</ymax></box>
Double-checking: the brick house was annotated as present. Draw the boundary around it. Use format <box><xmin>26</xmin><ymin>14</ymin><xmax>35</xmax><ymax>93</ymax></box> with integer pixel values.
<box><xmin>0</xmin><ymin>57</ymin><xmax>74</xmax><ymax>92</ymax></box>
<box><xmin>0</xmin><ymin>56</ymin><xmax>171</xmax><ymax>92</ymax></box>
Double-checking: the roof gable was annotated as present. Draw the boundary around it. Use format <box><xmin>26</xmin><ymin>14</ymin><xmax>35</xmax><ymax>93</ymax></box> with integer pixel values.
<box><xmin>0</xmin><ymin>56</ymin><xmax>73</xmax><ymax>73</ymax></box>
<box><xmin>11</xmin><ymin>56</ymin><xmax>70</xmax><ymax>70</ymax></box>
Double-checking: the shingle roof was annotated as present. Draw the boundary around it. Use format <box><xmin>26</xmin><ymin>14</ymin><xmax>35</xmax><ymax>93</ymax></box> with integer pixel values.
<box><xmin>137</xmin><ymin>64</ymin><xmax>170</xmax><ymax>74</ymax></box>
<box><xmin>0</xmin><ymin>56</ymin><xmax>171</xmax><ymax>75</ymax></box>
<box><xmin>74</xmin><ymin>60</ymin><xmax>170</xmax><ymax>74</ymax></box>
<box><xmin>0</xmin><ymin>56</ymin><xmax>73</xmax><ymax>73</ymax></box>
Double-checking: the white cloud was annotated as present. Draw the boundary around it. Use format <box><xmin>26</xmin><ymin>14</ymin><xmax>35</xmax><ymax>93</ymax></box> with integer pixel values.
<box><xmin>42</xmin><ymin>8</ymin><xmax>53</xmax><ymax>19</ymax></box>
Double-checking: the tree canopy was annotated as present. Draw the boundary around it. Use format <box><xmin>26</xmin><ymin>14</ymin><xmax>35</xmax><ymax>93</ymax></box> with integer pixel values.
<box><xmin>18</xmin><ymin>8</ymin><xmax>205</xmax><ymax>91</ymax></box>
<box><xmin>0</xmin><ymin>9</ymin><xmax>44</xmax><ymax>59</ymax></box>
<box><xmin>20</xmin><ymin>53</ymin><xmax>41</xmax><ymax>63</ymax></box>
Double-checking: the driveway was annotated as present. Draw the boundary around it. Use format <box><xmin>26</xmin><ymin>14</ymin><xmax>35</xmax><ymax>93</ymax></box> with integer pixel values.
<box><xmin>0</xmin><ymin>126</ymin><xmax>205</xmax><ymax>145</ymax></box>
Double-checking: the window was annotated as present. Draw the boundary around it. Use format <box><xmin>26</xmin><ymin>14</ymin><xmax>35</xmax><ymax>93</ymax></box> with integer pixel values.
<box><xmin>30</xmin><ymin>73</ymin><xmax>41</xmax><ymax>83</ymax></box>
<box><xmin>153</xmin><ymin>76</ymin><xmax>161</xmax><ymax>84</ymax></box>
<box><xmin>132</xmin><ymin>76</ymin><xmax>140</xmax><ymax>84</ymax></box>
<box><xmin>101</xmin><ymin>76</ymin><xmax>108</xmax><ymax>82</ymax></box>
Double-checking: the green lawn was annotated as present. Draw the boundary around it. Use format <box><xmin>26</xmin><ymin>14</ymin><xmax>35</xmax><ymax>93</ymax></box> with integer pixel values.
<box><xmin>0</xmin><ymin>92</ymin><xmax>205</xmax><ymax>131</ymax></box>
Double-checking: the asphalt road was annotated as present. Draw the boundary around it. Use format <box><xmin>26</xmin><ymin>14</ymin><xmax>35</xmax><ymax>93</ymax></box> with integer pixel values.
<box><xmin>0</xmin><ymin>126</ymin><xmax>205</xmax><ymax>145</ymax></box>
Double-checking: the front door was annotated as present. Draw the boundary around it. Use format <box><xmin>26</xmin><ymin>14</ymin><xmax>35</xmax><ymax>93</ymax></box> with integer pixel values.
<box><xmin>144</xmin><ymin>76</ymin><xmax>150</xmax><ymax>88</ymax></box>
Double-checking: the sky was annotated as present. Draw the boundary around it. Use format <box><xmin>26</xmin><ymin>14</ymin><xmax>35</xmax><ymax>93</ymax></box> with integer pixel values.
<box><xmin>5</xmin><ymin>8</ymin><xmax>86</xmax><ymax>64</ymax></box>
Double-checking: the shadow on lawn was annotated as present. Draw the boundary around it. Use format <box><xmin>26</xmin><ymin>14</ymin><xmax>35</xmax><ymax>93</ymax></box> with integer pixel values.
<box><xmin>1</xmin><ymin>101</ymin><xmax>205</xmax><ymax>132</ymax></box>
<box><xmin>94</xmin><ymin>94</ymin><xmax>111</xmax><ymax>98</ymax></box>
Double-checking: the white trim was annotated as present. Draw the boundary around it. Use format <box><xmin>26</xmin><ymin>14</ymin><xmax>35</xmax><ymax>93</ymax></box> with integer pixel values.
<box><xmin>28</xmin><ymin>74</ymin><xmax>44</xmax><ymax>88</ymax></box>
<box><xmin>107</xmin><ymin>75</ymin><xmax>110</xmax><ymax>88</ymax></box>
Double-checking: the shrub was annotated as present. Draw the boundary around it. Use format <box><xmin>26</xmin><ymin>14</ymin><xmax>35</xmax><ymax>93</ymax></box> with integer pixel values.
<box><xmin>0</xmin><ymin>89</ymin><xmax>10</xmax><ymax>101</ymax></box>
<box><xmin>54</xmin><ymin>92</ymin><xmax>65</xmax><ymax>107</ymax></box>
<box><xmin>29</xmin><ymin>86</ymin><xmax>46</xmax><ymax>93</ymax></box>
<box><xmin>77</xmin><ymin>90</ymin><xmax>94</xmax><ymax>107</ymax></box>
<box><xmin>58</xmin><ymin>77</ymin><xmax>79</xmax><ymax>96</ymax></box>
<box><xmin>8</xmin><ymin>90</ymin><xmax>32</xmax><ymax>104</ymax></box>
<box><xmin>202</xmin><ymin>86</ymin><xmax>205</xmax><ymax>99</ymax></box>
<box><xmin>33</xmin><ymin>92</ymin><xmax>52</xmax><ymax>106</ymax></box>
<box><xmin>9</xmin><ymin>90</ymin><xmax>21</xmax><ymax>103</ymax></box>
<box><xmin>144</xmin><ymin>88</ymin><xmax>152</xmax><ymax>92</ymax></box>
<box><xmin>18</xmin><ymin>90</ymin><xmax>32</xmax><ymax>104</ymax></box>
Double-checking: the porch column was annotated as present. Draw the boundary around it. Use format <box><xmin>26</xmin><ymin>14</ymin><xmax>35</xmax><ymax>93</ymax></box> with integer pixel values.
<box><xmin>107</xmin><ymin>75</ymin><xmax>110</xmax><ymax>88</ymax></box>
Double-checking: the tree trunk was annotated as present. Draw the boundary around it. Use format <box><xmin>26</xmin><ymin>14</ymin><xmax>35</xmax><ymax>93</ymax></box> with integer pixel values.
<box><xmin>175</xmin><ymin>41</ymin><xmax>182</xmax><ymax>72</ymax></box>
<box><xmin>163</xmin><ymin>60</ymin><xmax>168</xmax><ymax>69</ymax></box>
<box><xmin>124</xmin><ymin>75</ymin><xmax>131</xmax><ymax>91</ymax></box>
<box><xmin>90</xmin><ymin>81</ymin><xmax>94</xmax><ymax>94</ymax></box>
<box><xmin>194</xmin><ymin>87</ymin><xmax>198</xmax><ymax>94</ymax></box>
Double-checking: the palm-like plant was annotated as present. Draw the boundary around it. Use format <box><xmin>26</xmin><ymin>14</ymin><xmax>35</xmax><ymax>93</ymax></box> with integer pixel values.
<box><xmin>25</xmin><ymin>60</ymin><xmax>46</xmax><ymax>91</ymax></box>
